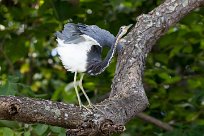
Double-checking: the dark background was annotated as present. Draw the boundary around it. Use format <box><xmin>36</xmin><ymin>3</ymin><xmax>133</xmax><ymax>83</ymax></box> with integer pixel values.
<box><xmin>0</xmin><ymin>0</ymin><xmax>204</xmax><ymax>135</ymax></box>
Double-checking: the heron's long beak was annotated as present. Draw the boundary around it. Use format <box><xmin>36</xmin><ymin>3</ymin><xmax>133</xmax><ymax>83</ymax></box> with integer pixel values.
<box><xmin>126</xmin><ymin>24</ymin><xmax>133</xmax><ymax>30</ymax></box>
<box><xmin>116</xmin><ymin>24</ymin><xmax>133</xmax><ymax>40</ymax></box>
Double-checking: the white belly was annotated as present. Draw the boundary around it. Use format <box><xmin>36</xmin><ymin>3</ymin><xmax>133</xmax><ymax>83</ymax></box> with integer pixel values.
<box><xmin>56</xmin><ymin>35</ymin><xmax>100</xmax><ymax>73</ymax></box>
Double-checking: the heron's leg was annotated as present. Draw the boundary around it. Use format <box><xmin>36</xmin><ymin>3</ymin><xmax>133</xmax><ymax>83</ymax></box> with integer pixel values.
<box><xmin>79</xmin><ymin>73</ymin><xmax>93</xmax><ymax>107</ymax></box>
<box><xmin>78</xmin><ymin>74</ymin><xmax>104</xmax><ymax>114</ymax></box>
<box><xmin>74</xmin><ymin>71</ymin><xmax>82</xmax><ymax>108</ymax></box>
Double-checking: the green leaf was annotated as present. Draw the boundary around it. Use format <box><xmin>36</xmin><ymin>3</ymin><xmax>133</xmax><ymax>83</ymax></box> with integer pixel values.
<box><xmin>182</xmin><ymin>45</ymin><xmax>192</xmax><ymax>53</ymax></box>
<box><xmin>200</xmin><ymin>39</ymin><xmax>204</xmax><ymax>49</ymax></box>
<box><xmin>188</xmin><ymin>78</ymin><xmax>202</xmax><ymax>89</ymax></box>
<box><xmin>186</xmin><ymin>112</ymin><xmax>199</xmax><ymax>122</ymax></box>
<box><xmin>33</xmin><ymin>124</ymin><xmax>48</xmax><ymax>136</ymax></box>
<box><xmin>169</xmin><ymin>46</ymin><xmax>183</xmax><ymax>58</ymax></box>
<box><xmin>2</xmin><ymin>127</ymin><xmax>14</xmax><ymax>136</ymax></box>
<box><xmin>59</xmin><ymin>133</ymin><xmax>66</xmax><ymax>136</ymax></box>
<box><xmin>24</xmin><ymin>131</ymin><xmax>31</xmax><ymax>136</ymax></box>
<box><xmin>0</xmin><ymin>76</ymin><xmax>19</xmax><ymax>95</ymax></box>
<box><xmin>49</xmin><ymin>126</ymin><xmax>65</xmax><ymax>134</ymax></box>
<box><xmin>0</xmin><ymin>120</ymin><xmax>20</xmax><ymax>128</ymax></box>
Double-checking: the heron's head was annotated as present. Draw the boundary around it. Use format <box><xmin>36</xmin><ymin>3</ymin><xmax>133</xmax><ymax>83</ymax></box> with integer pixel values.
<box><xmin>117</xmin><ymin>24</ymin><xmax>133</xmax><ymax>39</ymax></box>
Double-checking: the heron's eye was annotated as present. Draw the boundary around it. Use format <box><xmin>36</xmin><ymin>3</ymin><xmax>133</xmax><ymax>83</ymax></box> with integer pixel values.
<box><xmin>120</xmin><ymin>27</ymin><xmax>124</xmax><ymax>31</ymax></box>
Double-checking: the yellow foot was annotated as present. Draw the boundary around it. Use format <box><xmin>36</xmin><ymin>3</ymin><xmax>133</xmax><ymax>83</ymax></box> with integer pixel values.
<box><xmin>87</xmin><ymin>103</ymin><xmax>105</xmax><ymax>115</ymax></box>
<box><xmin>80</xmin><ymin>104</ymin><xmax>93</xmax><ymax>113</ymax></box>
<box><xmin>79</xmin><ymin>103</ymin><xmax>104</xmax><ymax>114</ymax></box>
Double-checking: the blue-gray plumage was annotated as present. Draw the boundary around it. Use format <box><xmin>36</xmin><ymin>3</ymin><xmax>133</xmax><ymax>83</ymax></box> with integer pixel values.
<box><xmin>77</xmin><ymin>24</ymin><xmax>123</xmax><ymax>51</ymax></box>
<box><xmin>55</xmin><ymin>23</ymin><xmax>124</xmax><ymax>75</ymax></box>
<box><xmin>55</xmin><ymin>23</ymin><xmax>132</xmax><ymax>109</ymax></box>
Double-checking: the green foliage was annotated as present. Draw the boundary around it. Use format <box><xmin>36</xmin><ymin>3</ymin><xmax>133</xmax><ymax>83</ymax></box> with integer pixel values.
<box><xmin>0</xmin><ymin>123</ymin><xmax>66</xmax><ymax>136</ymax></box>
<box><xmin>0</xmin><ymin>0</ymin><xmax>204</xmax><ymax>135</ymax></box>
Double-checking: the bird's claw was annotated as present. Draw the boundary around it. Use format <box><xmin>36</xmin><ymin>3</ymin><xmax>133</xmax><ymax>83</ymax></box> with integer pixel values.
<box><xmin>79</xmin><ymin>103</ymin><xmax>104</xmax><ymax>115</ymax></box>
<box><xmin>88</xmin><ymin>104</ymin><xmax>105</xmax><ymax>114</ymax></box>
<box><xmin>82</xmin><ymin>105</ymin><xmax>93</xmax><ymax>113</ymax></box>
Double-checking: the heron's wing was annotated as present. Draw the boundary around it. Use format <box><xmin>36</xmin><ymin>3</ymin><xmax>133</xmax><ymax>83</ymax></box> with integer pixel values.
<box><xmin>64</xmin><ymin>36</ymin><xmax>86</xmax><ymax>44</ymax></box>
<box><xmin>55</xmin><ymin>23</ymin><xmax>86</xmax><ymax>44</ymax></box>
<box><xmin>76</xmin><ymin>23</ymin><xmax>88</xmax><ymax>30</ymax></box>
<box><xmin>77</xmin><ymin>23</ymin><xmax>96</xmax><ymax>35</ymax></box>
<box><xmin>87</xmin><ymin>45</ymin><xmax>102</xmax><ymax>61</ymax></box>
<box><xmin>77</xmin><ymin>24</ymin><xmax>121</xmax><ymax>49</ymax></box>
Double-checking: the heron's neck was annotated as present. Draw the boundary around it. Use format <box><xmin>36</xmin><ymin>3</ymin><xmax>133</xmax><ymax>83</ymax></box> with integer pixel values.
<box><xmin>86</xmin><ymin>34</ymin><xmax>120</xmax><ymax>75</ymax></box>
<box><xmin>100</xmin><ymin>38</ymin><xmax>118</xmax><ymax>68</ymax></box>
<box><xmin>90</xmin><ymin>33</ymin><xmax>119</xmax><ymax>75</ymax></box>
<box><xmin>102</xmin><ymin>33</ymin><xmax>121</xmax><ymax>66</ymax></box>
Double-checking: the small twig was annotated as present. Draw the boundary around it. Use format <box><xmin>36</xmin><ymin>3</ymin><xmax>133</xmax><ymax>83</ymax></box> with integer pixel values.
<box><xmin>137</xmin><ymin>113</ymin><xmax>173</xmax><ymax>131</ymax></box>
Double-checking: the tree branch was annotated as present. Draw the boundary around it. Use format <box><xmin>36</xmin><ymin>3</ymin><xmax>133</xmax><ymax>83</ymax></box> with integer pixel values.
<box><xmin>0</xmin><ymin>96</ymin><xmax>81</xmax><ymax>128</ymax></box>
<box><xmin>96</xmin><ymin>93</ymin><xmax>174</xmax><ymax>131</ymax></box>
<box><xmin>0</xmin><ymin>0</ymin><xmax>204</xmax><ymax>135</ymax></box>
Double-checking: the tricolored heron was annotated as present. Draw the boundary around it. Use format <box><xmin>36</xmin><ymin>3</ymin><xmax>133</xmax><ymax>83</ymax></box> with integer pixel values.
<box><xmin>55</xmin><ymin>23</ymin><xmax>132</xmax><ymax>109</ymax></box>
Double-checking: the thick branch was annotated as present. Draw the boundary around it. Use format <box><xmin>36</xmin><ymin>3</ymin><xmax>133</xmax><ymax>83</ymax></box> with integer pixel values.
<box><xmin>96</xmin><ymin>93</ymin><xmax>174</xmax><ymax>131</ymax></box>
<box><xmin>109</xmin><ymin>0</ymin><xmax>204</xmax><ymax>124</ymax></box>
<box><xmin>0</xmin><ymin>0</ymin><xmax>204</xmax><ymax>135</ymax></box>
<box><xmin>0</xmin><ymin>96</ymin><xmax>82</xmax><ymax>128</ymax></box>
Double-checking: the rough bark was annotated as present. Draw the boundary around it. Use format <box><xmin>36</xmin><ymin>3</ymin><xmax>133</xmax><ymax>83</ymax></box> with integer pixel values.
<box><xmin>0</xmin><ymin>0</ymin><xmax>204</xmax><ymax>135</ymax></box>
